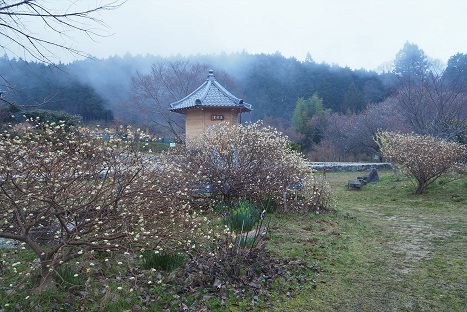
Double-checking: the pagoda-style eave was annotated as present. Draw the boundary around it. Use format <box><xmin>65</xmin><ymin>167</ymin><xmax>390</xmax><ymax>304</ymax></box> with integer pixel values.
<box><xmin>168</xmin><ymin>70</ymin><xmax>254</xmax><ymax>113</ymax></box>
<box><xmin>170</xmin><ymin>105</ymin><xmax>252</xmax><ymax>114</ymax></box>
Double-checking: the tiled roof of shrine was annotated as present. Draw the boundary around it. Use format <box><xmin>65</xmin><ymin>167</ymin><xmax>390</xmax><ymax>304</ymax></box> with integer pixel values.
<box><xmin>169</xmin><ymin>70</ymin><xmax>253</xmax><ymax>113</ymax></box>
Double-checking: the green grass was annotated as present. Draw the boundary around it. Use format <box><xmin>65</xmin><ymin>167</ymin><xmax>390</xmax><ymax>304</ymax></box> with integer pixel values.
<box><xmin>270</xmin><ymin>170</ymin><xmax>466</xmax><ymax>311</ymax></box>
<box><xmin>1</xmin><ymin>170</ymin><xmax>465</xmax><ymax>311</ymax></box>
<box><xmin>222</xmin><ymin>199</ymin><xmax>260</xmax><ymax>233</ymax></box>
<box><xmin>141</xmin><ymin>250</ymin><xmax>186</xmax><ymax>271</ymax></box>
<box><xmin>138</xmin><ymin>141</ymin><xmax>170</xmax><ymax>154</ymax></box>
<box><xmin>55</xmin><ymin>265</ymin><xmax>86</xmax><ymax>290</ymax></box>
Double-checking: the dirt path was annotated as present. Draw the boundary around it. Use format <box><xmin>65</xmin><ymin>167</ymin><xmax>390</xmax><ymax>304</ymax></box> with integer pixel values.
<box><xmin>302</xmin><ymin>171</ymin><xmax>467</xmax><ymax>311</ymax></box>
<box><xmin>383</xmin><ymin>215</ymin><xmax>453</xmax><ymax>275</ymax></box>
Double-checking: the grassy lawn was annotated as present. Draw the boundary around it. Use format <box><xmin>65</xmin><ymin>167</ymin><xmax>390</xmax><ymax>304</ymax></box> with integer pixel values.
<box><xmin>1</xmin><ymin>170</ymin><xmax>466</xmax><ymax>311</ymax></box>
<box><xmin>270</xmin><ymin>170</ymin><xmax>466</xmax><ymax>311</ymax></box>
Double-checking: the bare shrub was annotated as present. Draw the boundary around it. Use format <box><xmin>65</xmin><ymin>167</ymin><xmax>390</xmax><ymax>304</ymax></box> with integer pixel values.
<box><xmin>0</xmin><ymin>120</ymin><xmax>199</xmax><ymax>291</ymax></box>
<box><xmin>376</xmin><ymin>131</ymin><xmax>467</xmax><ymax>194</ymax></box>
<box><xmin>314</xmin><ymin>99</ymin><xmax>409</xmax><ymax>161</ymax></box>
<box><xmin>183</xmin><ymin>221</ymin><xmax>319</xmax><ymax>303</ymax></box>
<box><xmin>184</xmin><ymin>224</ymin><xmax>273</xmax><ymax>293</ymax></box>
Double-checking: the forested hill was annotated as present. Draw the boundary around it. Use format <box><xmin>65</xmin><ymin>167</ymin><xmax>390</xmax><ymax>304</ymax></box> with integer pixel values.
<box><xmin>0</xmin><ymin>56</ymin><xmax>113</xmax><ymax>123</ymax></box>
<box><xmin>0</xmin><ymin>52</ymin><xmax>395</xmax><ymax>124</ymax></box>
<box><xmin>225</xmin><ymin>53</ymin><xmax>393</xmax><ymax>120</ymax></box>
<box><xmin>67</xmin><ymin>52</ymin><xmax>396</xmax><ymax>122</ymax></box>
<box><xmin>1</xmin><ymin>47</ymin><xmax>466</xmax><ymax>134</ymax></box>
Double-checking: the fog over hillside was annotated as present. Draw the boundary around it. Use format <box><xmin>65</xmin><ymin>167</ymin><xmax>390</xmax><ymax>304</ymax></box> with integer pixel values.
<box><xmin>1</xmin><ymin>42</ymin><xmax>466</xmax><ymax>161</ymax></box>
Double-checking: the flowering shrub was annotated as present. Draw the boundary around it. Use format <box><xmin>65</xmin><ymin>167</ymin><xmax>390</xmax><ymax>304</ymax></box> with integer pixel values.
<box><xmin>170</xmin><ymin>122</ymin><xmax>312</xmax><ymax>206</ymax></box>
<box><xmin>0</xmin><ymin>120</ymin><xmax>199</xmax><ymax>291</ymax></box>
<box><xmin>287</xmin><ymin>175</ymin><xmax>333</xmax><ymax>213</ymax></box>
<box><xmin>376</xmin><ymin>131</ymin><xmax>467</xmax><ymax>194</ymax></box>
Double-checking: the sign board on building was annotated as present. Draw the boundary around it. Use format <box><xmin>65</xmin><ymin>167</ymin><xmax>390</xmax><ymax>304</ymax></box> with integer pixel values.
<box><xmin>211</xmin><ymin>115</ymin><xmax>224</xmax><ymax>121</ymax></box>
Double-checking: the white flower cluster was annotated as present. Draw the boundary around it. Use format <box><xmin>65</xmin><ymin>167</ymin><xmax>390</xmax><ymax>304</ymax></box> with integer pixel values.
<box><xmin>169</xmin><ymin>121</ymin><xmax>329</xmax><ymax>211</ymax></box>
<box><xmin>0</xmin><ymin>121</ymin><xmax>202</xmax><ymax>283</ymax></box>
<box><xmin>376</xmin><ymin>131</ymin><xmax>467</xmax><ymax>193</ymax></box>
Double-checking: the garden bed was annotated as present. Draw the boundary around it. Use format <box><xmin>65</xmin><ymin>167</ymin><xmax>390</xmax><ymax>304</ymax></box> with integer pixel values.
<box><xmin>1</xmin><ymin>170</ymin><xmax>465</xmax><ymax>311</ymax></box>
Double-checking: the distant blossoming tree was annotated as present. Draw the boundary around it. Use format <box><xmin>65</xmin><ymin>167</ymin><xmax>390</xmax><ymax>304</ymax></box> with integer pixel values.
<box><xmin>376</xmin><ymin>131</ymin><xmax>467</xmax><ymax>194</ymax></box>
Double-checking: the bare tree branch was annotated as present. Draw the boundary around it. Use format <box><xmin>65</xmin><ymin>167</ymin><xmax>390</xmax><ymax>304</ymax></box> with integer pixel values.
<box><xmin>0</xmin><ymin>89</ymin><xmax>58</xmax><ymax>108</ymax></box>
<box><xmin>0</xmin><ymin>0</ymin><xmax>125</xmax><ymax>64</ymax></box>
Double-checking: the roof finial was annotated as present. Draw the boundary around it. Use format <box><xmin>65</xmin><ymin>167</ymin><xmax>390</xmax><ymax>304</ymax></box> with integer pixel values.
<box><xmin>208</xmin><ymin>69</ymin><xmax>215</xmax><ymax>81</ymax></box>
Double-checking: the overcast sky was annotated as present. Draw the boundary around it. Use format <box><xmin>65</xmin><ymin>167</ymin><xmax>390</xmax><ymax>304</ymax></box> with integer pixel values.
<box><xmin>14</xmin><ymin>0</ymin><xmax>467</xmax><ymax>70</ymax></box>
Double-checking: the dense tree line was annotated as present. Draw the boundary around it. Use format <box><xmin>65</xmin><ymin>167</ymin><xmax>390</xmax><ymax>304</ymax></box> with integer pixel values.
<box><xmin>202</xmin><ymin>52</ymin><xmax>391</xmax><ymax>119</ymax></box>
<box><xmin>1</xmin><ymin>43</ymin><xmax>465</xmax><ymax>160</ymax></box>
<box><xmin>0</xmin><ymin>56</ymin><xmax>113</xmax><ymax>124</ymax></box>
<box><xmin>0</xmin><ymin>48</ymin><xmax>404</xmax><ymax>129</ymax></box>
<box><xmin>60</xmin><ymin>51</ymin><xmax>393</xmax><ymax>137</ymax></box>
<box><xmin>313</xmin><ymin>43</ymin><xmax>467</xmax><ymax>161</ymax></box>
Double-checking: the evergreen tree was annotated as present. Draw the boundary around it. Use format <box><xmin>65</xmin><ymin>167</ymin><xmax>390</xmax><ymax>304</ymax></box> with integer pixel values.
<box><xmin>393</xmin><ymin>42</ymin><xmax>429</xmax><ymax>83</ymax></box>
<box><xmin>342</xmin><ymin>83</ymin><xmax>367</xmax><ymax>113</ymax></box>
<box><xmin>292</xmin><ymin>93</ymin><xmax>329</xmax><ymax>149</ymax></box>
<box><xmin>443</xmin><ymin>53</ymin><xmax>467</xmax><ymax>93</ymax></box>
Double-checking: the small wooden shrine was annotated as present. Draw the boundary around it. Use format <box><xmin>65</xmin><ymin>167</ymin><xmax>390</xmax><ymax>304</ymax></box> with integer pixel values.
<box><xmin>169</xmin><ymin>70</ymin><xmax>252</xmax><ymax>143</ymax></box>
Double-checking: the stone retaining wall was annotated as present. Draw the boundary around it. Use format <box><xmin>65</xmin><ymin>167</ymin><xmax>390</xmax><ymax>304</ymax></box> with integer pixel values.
<box><xmin>309</xmin><ymin>162</ymin><xmax>393</xmax><ymax>172</ymax></box>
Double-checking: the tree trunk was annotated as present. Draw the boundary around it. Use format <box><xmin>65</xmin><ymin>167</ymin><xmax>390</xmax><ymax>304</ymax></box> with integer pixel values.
<box><xmin>414</xmin><ymin>180</ymin><xmax>427</xmax><ymax>194</ymax></box>
<box><xmin>283</xmin><ymin>190</ymin><xmax>287</xmax><ymax>211</ymax></box>
<box><xmin>35</xmin><ymin>263</ymin><xmax>56</xmax><ymax>293</ymax></box>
